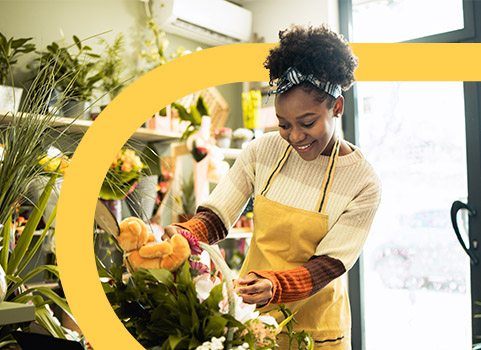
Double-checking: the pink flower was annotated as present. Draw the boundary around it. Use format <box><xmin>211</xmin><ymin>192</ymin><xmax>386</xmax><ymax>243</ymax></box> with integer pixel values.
<box><xmin>158</xmin><ymin>181</ymin><xmax>167</xmax><ymax>194</ymax></box>
<box><xmin>161</xmin><ymin>169</ymin><xmax>172</xmax><ymax>181</ymax></box>
<box><xmin>178</xmin><ymin>229</ymin><xmax>202</xmax><ymax>255</ymax></box>
<box><xmin>189</xmin><ymin>260</ymin><xmax>210</xmax><ymax>275</ymax></box>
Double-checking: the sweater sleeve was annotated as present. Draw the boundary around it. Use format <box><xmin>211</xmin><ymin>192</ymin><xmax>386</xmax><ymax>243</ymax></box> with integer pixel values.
<box><xmin>250</xmin><ymin>255</ymin><xmax>346</xmax><ymax>305</ymax></box>
<box><xmin>173</xmin><ymin>206</ymin><xmax>228</xmax><ymax>244</ymax></box>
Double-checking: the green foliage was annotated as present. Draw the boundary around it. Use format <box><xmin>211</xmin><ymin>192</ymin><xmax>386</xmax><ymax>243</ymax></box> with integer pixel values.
<box><xmin>99</xmin><ymin>261</ymin><xmax>245</xmax><ymax>350</ymax></box>
<box><xmin>180</xmin><ymin>173</ymin><xmax>196</xmax><ymax>217</ymax></box>
<box><xmin>33</xmin><ymin>34</ymin><xmax>102</xmax><ymax>102</ymax></box>
<box><xmin>99</xmin><ymin>148</ymin><xmax>145</xmax><ymax>200</ymax></box>
<box><xmin>0</xmin><ymin>174</ymin><xmax>74</xmax><ymax>344</ymax></box>
<box><xmin>97</xmin><ymin>33</ymin><xmax>130</xmax><ymax>100</ymax></box>
<box><xmin>172</xmin><ymin>95</ymin><xmax>210</xmax><ymax>141</ymax></box>
<box><xmin>0</xmin><ymin>32</ymin><xmax>36</xmax><ymax>85</ymax></box>
<box><xmin>0</xmin><ymin>43</ymin><xmax>88</xmax><ymax>347</ymax></box>
<box><xmin>140</xmin><ymin>142</ymin><xmax>161</xmax><ymax>177</ymax></box>
<box><xmin>274</xmin><ymin>304</ymin><xmax>313</xmax><ymax>350</ymax></box>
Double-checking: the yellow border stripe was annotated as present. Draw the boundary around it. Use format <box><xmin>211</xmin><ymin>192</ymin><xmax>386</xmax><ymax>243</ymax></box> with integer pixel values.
<box><xmin>351</xmin><ymin>43</ymin><xmax>481</xmax><ymax>81</ymax></box>
<box><xmin>56</xmin><ymin>43</ymin><xmax>481</xmax><ymax>350</ymax></box>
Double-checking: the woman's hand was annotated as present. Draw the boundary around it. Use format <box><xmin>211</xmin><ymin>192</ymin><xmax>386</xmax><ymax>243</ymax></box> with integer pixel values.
<box><xmin>234</xmin><ymin>272</ymin><xmax>273</xmax><ymax>307</ymax></box>
<box><xmin>162</xmin><ymin>225</ymin><xmax>185</xmax><ymax>241</ymax></box>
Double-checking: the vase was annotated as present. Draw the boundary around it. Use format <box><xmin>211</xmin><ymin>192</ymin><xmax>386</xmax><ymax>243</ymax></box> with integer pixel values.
<box><xmin>26</xmin><ymin>176</ymin><xmax>63</xmax><ymax>228</ymax></box>
<box><xmin>62</xmin><ymin>100</ymin><xmax>88</xmax><ymax>119</ymax></box>
<box><xmin>0</xmin><ymin>85</ymin><xmax>23</xmax><ymax>113</ymax></box>
<box><xmin>99</xmin><ymin>199</ymin><xmax>122</xmax><ymax>223</ymax></box>
<box><xmin>125</xmin><ymin>175</ymin><xmax>158</xmax><ymax>221</ymax></box>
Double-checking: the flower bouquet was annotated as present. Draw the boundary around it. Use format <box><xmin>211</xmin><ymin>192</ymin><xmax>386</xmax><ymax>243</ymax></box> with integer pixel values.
<box><xmin>98</xmin><ymin>229</ymin><xmax>313</xmax><ymax>350</ymax></box>
<box><xmin>99</xmin><ymin>148</ymin><xmax>144</xmax><ymax>200</ymax></box>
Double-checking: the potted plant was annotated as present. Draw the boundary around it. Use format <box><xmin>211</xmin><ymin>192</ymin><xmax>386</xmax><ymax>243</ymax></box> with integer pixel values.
<box><xmin>178</xmin><ymin>172</ymin><xmax>196</xmax><ymax>222</ymax></box>
<box><xmin>214</xmin><ymin>127</ymin><xmax>232</xmax><ymax>148</ymax></box>
<box><xmin>33</xmin><ymin>35</ymin><xmax>102</xmax><ymax>118</ymax></box>
<box><xmin>172</xmin><ymin>95</ymin><xmax>210</xmax><ymax>141</ymax></box>
<box><xmin>97</xmin><ymin>33</ymin><xmax>129</xmax><ymax>105</ymax></box>
<box><xmin>232</xmin><ymin>128</ymin><xmax>254</xmax><ymax>149</ymax></box>
<box><xmin>125</xmin><ymin>142</ymin><xmax>163</xmax><ymax>222</ymax></box>
<box><xmin>99</xmin><ymin>147</ymin><xmax>145</xmax><ymax>222</ymax></box>
<box><xmin>0</xmin><ymin>32</ymin><xmax>35</xmax><ymax>113</ymax></box>
<box><xmin>0</xmin><ymin>54</ymin><xmax>91</xmax><ymax>348</ymax></box>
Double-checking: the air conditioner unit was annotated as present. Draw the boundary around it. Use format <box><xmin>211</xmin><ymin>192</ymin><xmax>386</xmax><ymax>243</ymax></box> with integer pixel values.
<box><xmin>151</xmin><ymin>0</ymin><xmax>253</xmax><ymax>46</ymax></box>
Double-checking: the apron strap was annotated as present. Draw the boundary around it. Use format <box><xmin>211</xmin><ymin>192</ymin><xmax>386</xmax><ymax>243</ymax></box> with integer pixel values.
<box><xmin>261</xmin><ymin>144</ymin><xmax>292</xmax><ymax>196</ymax></box>
<box><xmin>260</xmin><ymin>138</ymin><xmax>340</xmax><ymax>214</ymax></box>
<box><xmin>317</xmin><ymin>138</ymin><xmax>340</xmax><ymax>214</ymax></box>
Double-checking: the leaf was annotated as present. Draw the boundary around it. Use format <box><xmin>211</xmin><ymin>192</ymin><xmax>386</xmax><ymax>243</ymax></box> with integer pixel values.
<box><xmin>7</xmin><ymin>265</ymin><xmax>59</xmax><ymax>299</ymax></box>
<box><xmin>171</xmin><ymin>102</ymin><xmax>195</xmax><ymax>124</ymax></box>
<box><xmin>15</xmin><ymin>204</ymin><xmax>57</xmax><ymax>277</ymax></box>
<box><xmin>6</xmin><ymin>274</ymin><xmax>22</xmax><ymax>284</ymax></box>
<box><xmin>190</xmin><ymin>107</ymin><xmax>202</xmax><ymax>126</ymax></box>
<box><xmin>73</xmin><ymin>35</ymin><xmax>82</xmax><ymax>50</ymax></box>
<box><xmin>202</xmin><ymin>315</ymin><xmax>228</xmax><ymax>338</ymax></box>
<box><xmin>142</xmin><ymin>268</ymin><xmax>174</xmax><ymax>287</ymax></box>
<box><xmin>203</xmin><ymin>283</ymin><xmax>223</xmax><ymax>311</ymax></box>
<box><xmin>35</xmin><ymin>304</ymin><xmax>67</xmax><ymax>339</ymax></box>
<box><xmin>0</xmin><ymin>216</ymin><xmax>11</xmax><ymax>271</ymax></box>
<box><xmin>167</xmin><ymin>334</ymin><xmax>188</xmax><ymax>349</ymax></box>
<box><xmin>7</xmin><ymin>174</ymin><xmax>57</xmax><ymax>275</ymax></box>
<box><xmin>196</xmin><ymin>95</ymin><xmax>210</xmax><ymax>117</ymax></box>
<box><xmin>177</xmin><ymin>261</ymin><xmax>192</xmax><ymax>288</ymax></box>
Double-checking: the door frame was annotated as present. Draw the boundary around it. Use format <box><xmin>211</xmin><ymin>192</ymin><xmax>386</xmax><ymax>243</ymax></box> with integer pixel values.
<box><xmin>338</xmin><ymin>0</ymin><xmax>481</xmax><ymax>348</ymax></box>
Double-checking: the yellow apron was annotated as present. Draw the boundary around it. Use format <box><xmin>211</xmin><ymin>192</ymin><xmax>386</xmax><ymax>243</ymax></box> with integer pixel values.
<box><xmin>239</xmin><ymin>139</ymin><xmax>351</xmax><ymax>349</ymax></box>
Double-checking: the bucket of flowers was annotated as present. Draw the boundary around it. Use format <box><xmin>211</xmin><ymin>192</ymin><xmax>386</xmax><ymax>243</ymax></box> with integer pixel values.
<box><xmin>100</xmin><ymin>148</ymin><xmax>145</xmax><ymax>200</ymax></box>
<box><xmin>97</xmin><ymin>225</ymin><xmax>313</xmax><ymax>350</ymax></box>
<box><xmin>98</xmin><ymin>147</ymin><xmax>145</xmax><ymax>222</ymax></box>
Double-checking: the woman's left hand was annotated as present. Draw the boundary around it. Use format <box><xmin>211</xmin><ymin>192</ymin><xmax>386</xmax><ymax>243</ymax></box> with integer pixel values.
<box><xmin>234</xmin><ymin>273</ymin><xmax>273</xmax><ymax>307</ymax></box>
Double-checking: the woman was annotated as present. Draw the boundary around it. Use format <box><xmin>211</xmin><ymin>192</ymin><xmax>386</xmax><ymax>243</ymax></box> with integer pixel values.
<box><xmin>165</xmin><ymin>24</ymin><xmax>381</xmax><ymax>349</ymax></box>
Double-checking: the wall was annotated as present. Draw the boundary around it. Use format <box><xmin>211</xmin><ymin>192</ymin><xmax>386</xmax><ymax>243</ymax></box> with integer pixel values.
<box><xmin>241</xmin><ymin>0</ymin><xmax>339</xmax><ymax>44</ymax></box>
<box><xmin>0</xmin><ymin>0</ymin><xmax>243</xmax><ymax>127</ymax></box>
<box><xmin>0</xmin><ymin>0</ymin><xmax>339</xmax><ymax>130</ymax></box>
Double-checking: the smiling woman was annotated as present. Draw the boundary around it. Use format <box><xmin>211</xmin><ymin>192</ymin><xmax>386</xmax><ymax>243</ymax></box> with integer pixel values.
<box><xmin>164</xmin><ymin>24</ymin><xmax>381</xmax><ymax>350</ymax></box>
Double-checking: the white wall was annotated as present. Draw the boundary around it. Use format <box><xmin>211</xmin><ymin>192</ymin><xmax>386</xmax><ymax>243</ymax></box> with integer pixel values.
<box><xmin>241</xmin><ymin>0</ymin><xmax>339</xmax><ymax>44</ymax></box>
<box><xmin>0</xmin><ymin>0</ymin><xmax>339</xmax><ymax>129</ymax></box>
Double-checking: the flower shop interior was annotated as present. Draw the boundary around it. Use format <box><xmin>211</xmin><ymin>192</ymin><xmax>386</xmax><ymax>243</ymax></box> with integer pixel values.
<box><xmin>1</xmin><ymin>0</ymin><xmax>481</xmax><ymax>349</ymax></box>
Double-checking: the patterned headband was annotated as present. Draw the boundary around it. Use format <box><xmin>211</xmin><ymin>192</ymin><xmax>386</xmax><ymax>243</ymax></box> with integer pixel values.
<box><xmin>267</xmin><ymin>66</ymin><xmax>342</xmax><ymax>99</ymax></box>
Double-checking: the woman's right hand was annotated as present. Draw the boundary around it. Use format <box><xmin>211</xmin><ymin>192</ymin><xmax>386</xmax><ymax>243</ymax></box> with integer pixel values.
<box><xmin>162</xmin><ymin>225</ymin><xmax>185</xmax><ymax>241</ymax></box>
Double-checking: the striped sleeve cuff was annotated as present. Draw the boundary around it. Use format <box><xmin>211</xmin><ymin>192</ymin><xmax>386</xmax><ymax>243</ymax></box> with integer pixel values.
<box><xmin>173</xmin><ymin>206</ymin><xmax>228</xmax><ymax>244</ymax></box>
<box><xmin>251</xmin><ymin>255</ymin><xmax>346</xmax><ymax>305</ymax></box>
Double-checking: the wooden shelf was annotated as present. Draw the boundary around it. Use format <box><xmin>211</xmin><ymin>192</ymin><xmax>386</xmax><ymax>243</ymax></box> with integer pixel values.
<box><xmin>0</xmin><ymin>111</ymin><xmax>182</xmax><ymax>143</ymax></box>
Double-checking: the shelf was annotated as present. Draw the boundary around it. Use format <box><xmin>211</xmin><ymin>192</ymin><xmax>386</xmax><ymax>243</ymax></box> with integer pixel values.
<box><xmin>227</xmin><ymin>227</ymin><xmax>252</xmax><ymax>239</ymax></box>
<box><xmin>0</xmin><ymin>301</ymin><xmax>35</xmax><ymax>325</ymax></box>
<box><xmin>0</xmin><ymin>111</ymin><xmax>182</xmax><ymax>143</ymax></box>
<box><xmin>219</xmin><ymin>147</ymin><xmax>242</xmax><ymax>159</ymax></box>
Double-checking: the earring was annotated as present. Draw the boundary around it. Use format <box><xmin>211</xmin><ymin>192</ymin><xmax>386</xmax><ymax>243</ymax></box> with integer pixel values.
<box><xmin>336</xmin><ymin>113</ymin><xmax>342</xmax><ymax>118</ymax></box>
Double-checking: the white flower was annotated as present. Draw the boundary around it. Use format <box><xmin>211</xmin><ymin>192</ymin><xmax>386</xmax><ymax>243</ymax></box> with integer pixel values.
<box><xmin>194</xmin><ymin>273</ymin><xmax>221</xmax><ymax>303</ymax></box>
<box><xmin>195</xmin><ymin>336</ymin><xmax>225</xmax><ymax>350</ymax></box>
<box><xmin>258</xmin><ymin>315</ymin><xmax>279</xmax><ymax>328</ymax></box>
<box><xmin>218</xmin><ymin>285</ymin><xmax>260</xmax><ymax>324</ymax></box>
<box><xmin>233</xmin><ymin>293</ymin><xmax>259</xmax><ymax>324</ymax></box>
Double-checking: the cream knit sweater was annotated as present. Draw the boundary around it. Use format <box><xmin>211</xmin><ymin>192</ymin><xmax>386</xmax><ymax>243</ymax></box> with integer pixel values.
<box><xmin>201</xmin><ymin>131</ymin><xmax>382</xmax><ymax>272</ymax></box>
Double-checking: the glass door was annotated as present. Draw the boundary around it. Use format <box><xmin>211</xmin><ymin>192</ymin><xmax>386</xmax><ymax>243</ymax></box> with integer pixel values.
<box><xmin>357</xmin><ymin>81</ymin><xmax>470</xmax><ymax>349</ymax></box>
<box><xmin>339</xmin><ymin>0</ymin><xmax>480</xmax><ymax>348</ymax></box>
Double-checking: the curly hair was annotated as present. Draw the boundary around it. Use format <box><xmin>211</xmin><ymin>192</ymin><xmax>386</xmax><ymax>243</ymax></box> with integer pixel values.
<box><xmin>264</xmin><ymin>24</ymin><xmax>358</xmax><ymax>100</ymax></box>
